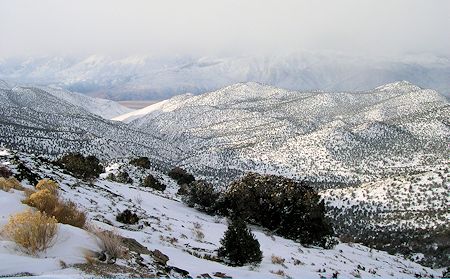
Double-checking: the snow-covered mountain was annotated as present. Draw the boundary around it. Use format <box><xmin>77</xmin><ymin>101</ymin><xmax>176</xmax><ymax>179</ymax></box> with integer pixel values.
<box><xmin>115</xmin><ymin>81</ymin><xmax>449</xmax><ymax>185</ymax></box>
<box><xmin>0</xmin><ymin>148</ymin><xmax>444</xmax><ymax>278</ymax></box>
<box><xmin>0</xmin><ymin>81</ymin><xmax>132</xmax><ymax>119</ymax></box>
<box><xmin>0</xmin><ymin>84</ymin><xmax>173</xmax><ymax>160</ymax></box>
<box><xmin>1</xmin><ymin>53</ymin><xmax>450</xmax><ymax>100</ymax></box>
<box><xmin>37</xmin><ymin>86</ymin><xmax>133</xmax><ymax>119</ymax></box>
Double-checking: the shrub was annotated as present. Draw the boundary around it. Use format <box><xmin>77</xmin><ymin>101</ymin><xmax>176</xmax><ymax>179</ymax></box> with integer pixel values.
<box><xmin>221</xmin><ymin>172</ymin><xmax>334</xmax><ymax>247</ymax></box>
<box><xmin>107</xmin><ymin>172</ymin><xmax>133</xmax><ymax>184</ymax></box>
<box><xmin>0</xmin><ymin>177</ymin><xmax>24</xmax><ymax>192</ymax></box>
<box><xmin>115</xmin><ymin>171</ymin><xmax>133</xmax><ymax>184</ymax></box>
<box><xmin>129</xmin><ymin>157</ymin><xmax>151</xmax><ymax>169</ymax></box>
<box><xmin>35</xmin><ymin>179</ymin><xmax>59</xmax><ymax>195</ymax></box>
<box><xmin>2</xmin><ymin>210</ymin><xmax>58</xmax><ymax>255</ymax></box>
<box><xmin>23</xmin><ymin>184</ymin><xmax>86</xmax><ymax>228</ymax></box>
<box><xmin>52</xmin><ymin>200</ymin><xmax>86</xmax><ymax>228</ymax></box>
<box><xmin>182</xmin><ymin>180</ymin><xmax>219</xmax><ymax>213</ymax></box>
<box><xmin>55</xmin><ymin>153</ymin><xmax>103</xmax><ymax>180</ymax></box>
<box><xmin>23</xmin><ymin>189</ymin><xmax>58</xmax><ymax>214</ymax></box>
<box><xmin>218</xmin><ymin>218</ymin><xmax>263</xmax><ymax>266</ymax></box>
<box><xmin>141</xmin><ymin>174</ymin><xmax>166</xmax><ymax>191</ymax></box>
<box><xmin>168</xmin><ymin>167</ymin><xmax>195</xmax><ymax>185</ymax></box>
<box><xmin>15</xmin><ymin>162</ymin><xmax>40</xmax><ymax>185</ymax></box>
<box><xmin>271</xmin><ymin>255</ymin><xmax>285</xmax><ymax>265</ymax></box>
<box><xmin>116</xmin><ymin>209</ymin><xmax>139</xmax><ymax>224</ymax></box>
<box><xmin>0</xmin><ymin>164</ymin><xmax>12</xmax><ymax>178</ymax></box>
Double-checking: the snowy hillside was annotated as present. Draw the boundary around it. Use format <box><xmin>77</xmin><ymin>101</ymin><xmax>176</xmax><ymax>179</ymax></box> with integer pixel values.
<box><xmin>0</xmin><ymin>82</ymin><xmax>132</xmax><ymax>119</ymax></box>
<box><xmin>1</xmin><ymin>53</ymin><xmax>449</xmax><ymax>100</ymax></box>
<box><xmin>115</xmin><ymin>81</ymin><xmax>449</xmax><ymax>185</ymax></box>
<box><xmin>0</xmin><ymin>85</ymin><xmax>172</xmax><ymax>160</ymax></box>
<box><xmin>39</xmin><ymin>86</ymin><xmax>133</xmax><ymax>119</ymax></box>
<box><xmin>0</xmin><ymin>149</ymin><xmax>444</xmax><ymax>278</ymax></box>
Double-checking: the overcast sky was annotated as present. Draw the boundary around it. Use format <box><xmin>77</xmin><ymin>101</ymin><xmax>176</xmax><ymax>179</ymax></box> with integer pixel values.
<box><xmin>0</xmin><ymin>0</ymin><xmax>449</xmax><ymax>59</ymax></box>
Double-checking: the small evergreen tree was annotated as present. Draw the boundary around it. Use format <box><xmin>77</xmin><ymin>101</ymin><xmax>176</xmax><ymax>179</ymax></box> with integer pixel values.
<box><xmin>141</xmin><ymin>174</ymin><xmax>166</xmax><ymax>191</ymax></box>
<box><xmin>115</xmin><ymin>171</ymin><xmax>133</xmax><ymax>184</ymax></box>
<box><xmin>183</xmin><ymin>180</ymin><xmax>219</xmax><ymax>213</ymax></box>
<box><xmin>55</xmin><ymin>153</ymin><xmax>103</xmax><ymax>180</ymax></box>
<box><xmin>129</xmin><ymin>157</ymin><xmax>151</xmax><ymax>169</ymax></box>
<box><xmin>168</xmin><ymin>167</ymin><xmax>195</xmax><ymax>185</ymax></box>
<box><xmin>218</xmin><ymin>218</ymin><xmax>263</xmax><ymax>266</ymax></box>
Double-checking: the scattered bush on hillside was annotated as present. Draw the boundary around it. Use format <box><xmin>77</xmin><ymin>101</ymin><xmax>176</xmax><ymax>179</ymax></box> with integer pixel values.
<box><xmin>0</xmin><ymin>177</ymin><xmax>24</xmax><ymax>192</ymax></box>
<box><xmin>141</xmin><ymin>174</ymin><xmax>166</xmax><ymax>191</ymax></box>
<box><xmin>107</xmin><ymin>171</ymin><xmax>133</xmax><ymax>184</ymax></box>
<box><xmin>52</xmin><ymin>201</ymin><xmax>87</xmax><ymax>228</ymax></box>
<box><xmin>129</xmin><ymin>157</ymin><xmax>151</xmax><ymax>169</ymax></box>
<box><xmin>116</xmin><ymin>209</ymin><xmax>139</xmax><ymax>224</ymax></box>
<box><xmin>182</xmin><ymin>180</ymin><xmax>220</xmax><ymax>213</ymax></box>
<box><xmin>220</xmin><ymin>172</ymin><xmax>334</xmax><ymax>247</ymax></box>
<box><xmin>23</xmin><ymin>179</ymin><xmax>86</xmax><ymax>228</ymax></box>
<box><xmin>1</xmin><ymin>210</ymin><xmax>58</xmax><ymax>255</ymax></box>
<box><xmin>23</xmin><ymin>189</ymin><xmax>59</xmax><ymax>213</ymax></box>
<box><xmin>217</xmin><ymin>218</ymin><xmax>263</xmax><ymax>266</ymax></box>
<box><xmin>168</xmin><ymin>167</ymin><xmax>195</xmax><ymax>185</ymax></box>
<box><xmin>15</xmin><ymin>162</ymin><xmax>40</xmax><ymax>185</ymax></box>
<box><xmin>55</xmin><ymin>153</ymin><xmax>103</xmax><ymax>180</ymax></box>
<box><xmin>0</xmin><ymin>164</ymin><xmax>12</xmax><ymax>178</ymax></box>
<box><xmin>35</xmin><ymin>179</ymin><xmax>59</xmax><ymax>195</ymax></box>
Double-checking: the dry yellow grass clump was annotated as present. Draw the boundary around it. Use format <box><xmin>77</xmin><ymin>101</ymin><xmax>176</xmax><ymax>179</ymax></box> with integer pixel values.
<box><xmin>87</xmin><ymin>225</ymin><xmax>125</xmax><ymax>260</ymax></box>
<box><xmin>2</xmin><ymin>210</ymin><xmax>58</xmax><ymax>255</ymax></box>
<box><xmin>0</xmin><ymin>177</ymin><xmax>25</xmax><ymax>192</ymax></box>
<box><xmin>35</xmin><ymin>179</ymin><xmax>59</xmax><ymax>195</ymax></box>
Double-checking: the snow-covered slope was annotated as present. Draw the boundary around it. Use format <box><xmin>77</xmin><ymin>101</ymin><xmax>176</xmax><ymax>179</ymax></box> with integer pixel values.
<box><xmin>112</xmin><ymin>94</ymin><xmax>193</xmax><ymax>123</ymax></box>
<box><xmin>40</xmin><ymin>86</ymin><xmax>133</xmax><ymax>119</ymax></box>
<box><xmin>0</xmin><ymin>84</ymin><xmax>132</xmax><ymax>119</ymax></box>
<box><xmin>0</xmin><ymin>85</ymin><xmax>173</xmax><ymax>160</ymax></box>
<box><xmin>115</xmin><ymin>81</ymin><xmax>449</xmax><ymax>186</ymax></box>
<box><xmin>0</xmin><ymin>149</ymin><xmax>443</xmax><ymax>278</ymax></box>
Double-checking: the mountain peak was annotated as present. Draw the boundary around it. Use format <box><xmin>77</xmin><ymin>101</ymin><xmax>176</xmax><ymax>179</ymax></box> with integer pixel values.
<box><xmin>374</xmin><ymin>81</ymin><xmax>422</xmax><ymax>93</ymax></box>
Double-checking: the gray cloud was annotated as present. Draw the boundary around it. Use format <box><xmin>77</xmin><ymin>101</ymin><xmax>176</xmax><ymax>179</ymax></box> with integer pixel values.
<box><xmin>0</xmin><ymin>0</ymin><xmax>449</xmax><ymax>59</ymax></box>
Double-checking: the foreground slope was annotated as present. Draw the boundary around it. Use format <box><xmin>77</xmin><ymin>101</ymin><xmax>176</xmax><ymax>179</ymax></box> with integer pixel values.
<box><xmin>0</xmin><ymin>149</ymin><xmax>443</xmax><ymax>278</ymax></box>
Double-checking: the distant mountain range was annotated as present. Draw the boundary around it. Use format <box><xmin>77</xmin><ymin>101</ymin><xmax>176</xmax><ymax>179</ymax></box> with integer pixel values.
<box><xmin>1</xmin><ymin>53</ymin><xmax>449</xmax><ymax>100</ymax></box>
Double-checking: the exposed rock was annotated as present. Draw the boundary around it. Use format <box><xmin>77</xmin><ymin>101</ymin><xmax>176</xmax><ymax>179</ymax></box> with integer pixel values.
<box><xmin>166</xmin><ymin>265</ymin><xmax>191</xmax><ymax>278</ymax></box>
<box><xmin>214</xmin><ymin>272</ymin><xmax>232</xmax><ymax>278</ymax></box>
<box><xmin>152</xmin><ymin>249</ymin><xmax>169</xmax><ymax>265</ymax></box>
<box><xmin>120</xmin><ymin>236</ymin><xmax>151</xmax><ymax>254</ymax></box>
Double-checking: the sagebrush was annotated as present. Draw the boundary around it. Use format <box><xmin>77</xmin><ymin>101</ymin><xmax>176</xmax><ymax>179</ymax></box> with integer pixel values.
<box><xmin>2</xmin><ymin>210</ymin><xmax>58</xmax><ymax>255</ymax></box>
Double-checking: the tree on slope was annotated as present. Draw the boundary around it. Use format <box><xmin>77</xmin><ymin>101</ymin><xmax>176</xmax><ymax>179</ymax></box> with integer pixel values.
<box><xmin>218</xmin><ymin>218</ymin><xmax>263</xmax><ymax>266</ymax></box>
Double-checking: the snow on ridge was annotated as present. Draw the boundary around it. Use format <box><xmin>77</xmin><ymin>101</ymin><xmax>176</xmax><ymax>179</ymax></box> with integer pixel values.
<box><xmin>374</xmin><ymin>80</ymin><xmax>422</xmax><ymax>93</ymax></box>
<box><xmin>112</xmin><ymin>93</ymin><xmax>194</xmax><ymax>123</ymax></box>
<box><xmin>36</xmin><ymin>86</ymin><xmax>134</xmax><ymax>119</ymax></box>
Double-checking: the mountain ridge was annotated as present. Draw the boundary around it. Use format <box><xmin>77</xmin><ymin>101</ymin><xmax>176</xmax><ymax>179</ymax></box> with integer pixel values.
<box><xmin>2</xmin><ymin>53</ymin><xmax>450</xmax><ymax>100</ymax></box>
